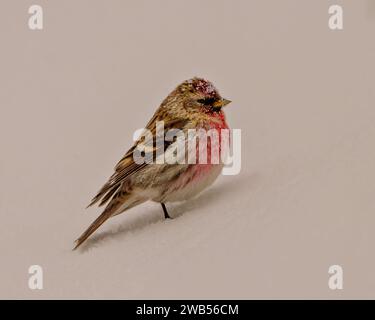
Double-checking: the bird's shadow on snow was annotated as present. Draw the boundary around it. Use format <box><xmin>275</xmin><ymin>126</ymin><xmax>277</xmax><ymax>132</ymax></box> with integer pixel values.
<box><xmin>78</xmin><ymin>173</ymin><xmax>257</xmax><ymax>252</ymax></box>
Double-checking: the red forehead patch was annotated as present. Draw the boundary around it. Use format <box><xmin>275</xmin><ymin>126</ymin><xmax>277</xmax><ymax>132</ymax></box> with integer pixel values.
<box><xmin>188</xmin><ymin>78</ymin><xmax>218</xmax><ymax>97</ymax></box>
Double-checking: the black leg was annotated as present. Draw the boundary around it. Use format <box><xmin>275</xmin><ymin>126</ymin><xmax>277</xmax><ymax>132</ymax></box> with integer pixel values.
<box><xmin>161</xmin><ymin>203</ymin><xmax>171</xmax><ymax>219</ymax></box>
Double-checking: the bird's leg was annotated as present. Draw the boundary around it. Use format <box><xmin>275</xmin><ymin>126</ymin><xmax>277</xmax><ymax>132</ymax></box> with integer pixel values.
<box><xmin>161</xmin><ymin>203</ymin><xmax>171</xmax><ymax>219</ymax></box>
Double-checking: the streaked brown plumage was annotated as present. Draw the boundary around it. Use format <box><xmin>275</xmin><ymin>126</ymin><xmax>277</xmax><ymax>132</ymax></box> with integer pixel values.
<box><xmin>74</xmin><ymin>77</ymin><xmax>231</xmax><ymax>249</ymax></box>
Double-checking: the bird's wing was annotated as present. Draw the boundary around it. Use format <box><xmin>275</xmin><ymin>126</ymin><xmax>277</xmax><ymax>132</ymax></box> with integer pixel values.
<box><xmin>87</xmin><ymin>112</ymin><xmax>187</xmax><ymax>208</ymax></box>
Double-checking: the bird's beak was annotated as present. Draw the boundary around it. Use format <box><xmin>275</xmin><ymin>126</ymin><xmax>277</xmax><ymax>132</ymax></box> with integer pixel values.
<box><xmin>213</xmin><ymin>98</ymin><xmax>232</xmax><ymax>108</ymax></box>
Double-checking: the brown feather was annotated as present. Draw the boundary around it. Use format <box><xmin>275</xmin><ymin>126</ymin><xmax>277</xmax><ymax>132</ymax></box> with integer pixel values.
<box><xmin>87</xmin><ymin>115</ymin><xmax>187</xmax><ymax>208</ymax></box>
<box><xmin>75</xmin><ymin>190</ymin><xmax>134</xmax><ymax>250</ymax></box>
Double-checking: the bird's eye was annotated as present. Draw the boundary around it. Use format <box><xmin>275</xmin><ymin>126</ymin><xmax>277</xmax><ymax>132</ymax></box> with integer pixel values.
<box><xmin>197</xmin><ymin>98</ymin><xmax>216</xmax><ymax>106</ymax></box>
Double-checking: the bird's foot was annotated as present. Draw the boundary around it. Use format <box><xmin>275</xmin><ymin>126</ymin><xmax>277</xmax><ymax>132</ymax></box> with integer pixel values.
<box><xmin>161</xmin><ymin>203</ymin><xmax>172</xmax><ymax>219</ymax></box>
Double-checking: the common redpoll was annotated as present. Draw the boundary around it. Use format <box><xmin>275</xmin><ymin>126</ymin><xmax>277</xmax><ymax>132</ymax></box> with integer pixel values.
<box><xmin>74</xmin><ymin>77</ymin><xmax>231</xmax><ymax>249</ymax></box>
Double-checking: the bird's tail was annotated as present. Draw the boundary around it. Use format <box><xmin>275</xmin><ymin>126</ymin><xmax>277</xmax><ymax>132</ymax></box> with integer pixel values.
<box><xmin>74</xmin><ymin>193</ymin><xmax>146</xmax><ymax>250</ymax></box>
<box><xmin>73</xmin><ymin>209</ymin><xmax>113</xmax><ymax>250</ymax></box>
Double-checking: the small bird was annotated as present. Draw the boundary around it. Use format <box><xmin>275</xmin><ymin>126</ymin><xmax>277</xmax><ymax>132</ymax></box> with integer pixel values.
<box><xmin>74</xmin><ymin>77</ymin><xmax>231</xmax><ymax>249</ymax></box>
